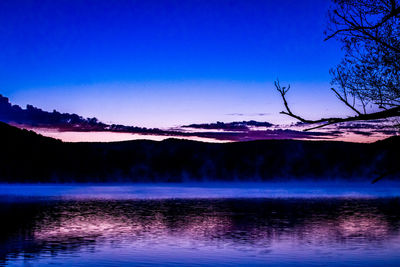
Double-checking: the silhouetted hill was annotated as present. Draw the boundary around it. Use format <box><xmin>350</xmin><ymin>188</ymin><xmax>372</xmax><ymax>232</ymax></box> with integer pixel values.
<box><xmin>0</xmin><ymin>122</ymin><xmax>399</xmax><ymax>183</ymax></box>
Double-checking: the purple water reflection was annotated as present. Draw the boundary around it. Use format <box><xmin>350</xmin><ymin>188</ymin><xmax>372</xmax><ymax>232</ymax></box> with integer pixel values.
<box><xmin>0</xmin><ymin>184</ymin><xmax>400</xmax><ymax>266</ymax></box>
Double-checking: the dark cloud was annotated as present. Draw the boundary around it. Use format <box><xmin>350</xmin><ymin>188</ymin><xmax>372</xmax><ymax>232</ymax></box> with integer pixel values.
<box><xmin>0</xmin><ymin>94</ymin><xmax>107</xmax><ymax>130</ymax></box>
<box><xmin>0</xmin><ymin>94</ymin><xmax>172</xmax><ymax>135</ymax></box>
<box><xmin>350</xmin><ymin>130</ymin><xmax>374</xmax><ymax>137</ymax></box>
<box><xmin>336</xmin><ymin>121</ymin><xmax>391</xmax><ymax>130</ymax></box>
<box><xmin>183</xmin><ymin>121</ymin><xmax>274</xmax><ymax>131</ymax></box>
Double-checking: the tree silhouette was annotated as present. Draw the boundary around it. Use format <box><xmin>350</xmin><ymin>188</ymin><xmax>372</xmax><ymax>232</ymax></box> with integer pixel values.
<box><xmin>276</xmin><ymin>0</ymin><xmax>400</xmax><ymax>131</ymax></box>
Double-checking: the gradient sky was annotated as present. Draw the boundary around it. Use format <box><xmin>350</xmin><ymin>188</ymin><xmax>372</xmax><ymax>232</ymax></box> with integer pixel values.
<box><xmin>0</xmin><ymin>0</ymin><xmax>348</xmax><ymax>128</ymax></box>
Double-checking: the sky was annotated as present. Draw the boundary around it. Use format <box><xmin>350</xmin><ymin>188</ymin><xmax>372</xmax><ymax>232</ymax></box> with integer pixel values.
<box><xmin>0</xmin><ymin>0</ymin><xmax>348</xmax><ymax>129</ymax></box>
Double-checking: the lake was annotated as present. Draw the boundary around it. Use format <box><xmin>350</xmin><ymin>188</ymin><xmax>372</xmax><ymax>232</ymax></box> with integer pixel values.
<box><xmin>1</xmin><ymin>183</ymin><xmax>400</xmax><ymax>266</ymax></box>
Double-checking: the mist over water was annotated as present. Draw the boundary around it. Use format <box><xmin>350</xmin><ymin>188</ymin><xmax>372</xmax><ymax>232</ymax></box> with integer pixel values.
<box><xmin>0</xmin><ymin>182</ymin><xmax>400</xmax><ymax>200</ymax></box>
<box><xmin>0</xmin><ymin>183</ymin><xmax>399</xmax><ymax>266</ymax></box>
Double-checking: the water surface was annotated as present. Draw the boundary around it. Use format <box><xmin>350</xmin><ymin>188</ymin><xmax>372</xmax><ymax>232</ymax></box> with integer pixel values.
<box><xmin>1</xmin><ymin>183</ymin><xmax>400</xmax><ymax>266</ymax></box>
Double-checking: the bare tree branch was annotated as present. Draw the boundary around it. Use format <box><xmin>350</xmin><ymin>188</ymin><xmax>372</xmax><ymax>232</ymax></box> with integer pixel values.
<box><xmin>325</xmin><ymin>3</ymin><xmax>400</xmax><ymax>40</ymax></box>
<box><xmin>325</xmin><ymin>1</ymin><xmax>400</xmax><ymax>54</ymax></box>
<box><xmin>331</xmin><ymin>87</ymin><xmax>363</xmax><ymax>115</ymax></box>
<box><xmin>276</xmin><ymin>1</ymin><xmax>400</xmax><ymax>136</ymax></box>
<box><xmin>275</xmin><ymin>81</ymin><xmax>400</xmax><ymax>131</ymax></box>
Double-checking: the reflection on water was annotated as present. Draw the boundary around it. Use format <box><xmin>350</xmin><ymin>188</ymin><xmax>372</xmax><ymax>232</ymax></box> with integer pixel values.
<box><xmin>1</xmin><ymin>198</ymin><xmax>400</xmax><ymax>266</ymax></box>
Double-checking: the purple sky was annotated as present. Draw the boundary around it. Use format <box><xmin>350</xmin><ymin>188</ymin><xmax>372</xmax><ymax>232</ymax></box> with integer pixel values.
<box><xmin>0</xmin><ymin>0</ymin><xmax>352</xmax><ymax>129</ymax></box>
<box><xmin>8</xmin><ymin>81</ymin><xmax>349</xmax><ymax>128</ymax></box>
<box><xmin>1</xmin><ymin>0</ymin><xmax>395</xmax><ymax>143</ymax></box>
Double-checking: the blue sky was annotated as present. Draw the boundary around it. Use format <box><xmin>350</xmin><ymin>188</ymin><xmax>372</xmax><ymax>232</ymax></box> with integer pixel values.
<box><xmin>0</xmin><ymin>0</ymin><xmax>347</xmax><ymax>127</ymax></box>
